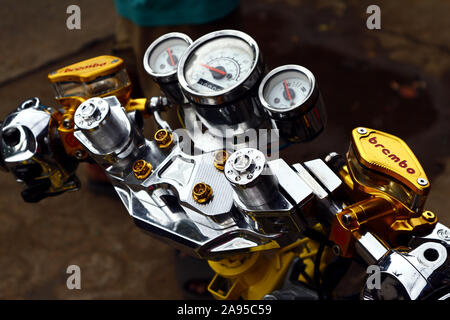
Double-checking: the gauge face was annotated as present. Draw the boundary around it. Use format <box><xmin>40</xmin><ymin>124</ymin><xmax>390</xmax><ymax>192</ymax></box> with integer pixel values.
<box><xmin>144</xmin><ymin>33</ymin><xmax>192</xmax><ymax>78</ymax></box>
<box><xmin>182</xmin><ymin>35</ymin><xmax>257</xmax><ymax>95</ymax></box>
<box><xmin>262</xmin><ymin>69</ymin><xmax>313</xmax><ymax>111</ymax></box>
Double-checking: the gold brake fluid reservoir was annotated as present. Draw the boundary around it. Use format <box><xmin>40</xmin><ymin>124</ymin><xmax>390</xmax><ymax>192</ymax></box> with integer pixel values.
<box><xmin>348</xmin><ymin>127</ymin><xmax>430</xmax><ymax>212</ymax></box>
<box><xmin>47</xmin><ymin>56</ymin><xmax>135</xmax><ymax>158</ymax></box>
<box><xmin>48</xmin><ymin>55</ymin><xmax>132</xmax><ymax>107</ymax></box>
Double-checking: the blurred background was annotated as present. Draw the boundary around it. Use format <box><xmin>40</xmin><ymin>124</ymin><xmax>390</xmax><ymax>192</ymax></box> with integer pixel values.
<box><xmin>0</xmin><ymin>0</ymin><xmax>448</xmax><ymax>299</ymax></box>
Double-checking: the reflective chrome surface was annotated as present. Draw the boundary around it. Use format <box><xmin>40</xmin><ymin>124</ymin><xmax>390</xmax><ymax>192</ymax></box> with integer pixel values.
<box><xmin>143</xmin><ymin>32</ymin><xmax>193</xmax><ymax>83</ymax></box>
<box><xmin>258</xmin><ymin>65</ymin><xmax>326</xmax><ymax>143</ymax></box>
<box><xmin>0</xmin><ymin>97</ymin><xmax>80</xmax><ymax>196</ymax></box>
<box><xmin>225</xmin><ymin>148</ymin><xmax>278</xmax><ymax>207</ymax></box>
<box><xmin>180</xmin><ymin>103</ymin><xmax>278</xmax><ymax>153</ymax></box>
<box><xmin>177</xmin><ymin>30</ymin><xmax>266</xmax><ymax>139</ymax></box>
<box><xmin>143</xmin><ymin>32</ymin><xmax>193</xmax><ymax>104</ymax></box>
<box><xmin>178</xmin><ymin>30</ymin><xmax>264</xmax><ymax>106</ymax></box>
<box><xmin>362</xmin><ymin>223</ymin><xmax>450</xmax><ymax>300</ymax></box>
<box><xmin>72</xmin><ymin>100</ymin><xmax>346</xmax><ymax>258</ymax></box>
<box><xmin>355</xmin><ymin>231</ymin><xmax>389</xmax><ymax>265</ymax></box>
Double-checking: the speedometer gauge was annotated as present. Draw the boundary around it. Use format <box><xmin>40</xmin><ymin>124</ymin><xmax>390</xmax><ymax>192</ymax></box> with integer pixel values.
<box><xmin>258</xmin><ymin>65</ymin><xmax>326</xmax><ymax>143</ymax></box>
<box><xmin>178</xmin><ymin>30</ymin><xmax>264</xmax><ymax>105</ymax></box>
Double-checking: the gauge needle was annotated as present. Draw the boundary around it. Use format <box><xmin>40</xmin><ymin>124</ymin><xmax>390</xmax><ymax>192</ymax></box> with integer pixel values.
<box><xmin>167</xmin><ymin>48</ymin><xmax>175</xmax><ymax>66</ymax></box>
<box><xmin>283</xmin><ymin>80</ymin><xmax>292</xmax><ymax>101</ymax></box>
<box><xmin>200</xmin><ymin>63</ymin><xmax>226</xmax><ymax>76</ymax></box>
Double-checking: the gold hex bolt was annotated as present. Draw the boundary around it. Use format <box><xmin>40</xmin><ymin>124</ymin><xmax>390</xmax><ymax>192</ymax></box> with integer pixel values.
<box><xmin>154</xmin><ymin>129</ymin><xmax>173</xmax><ymax>148</ymax></box>
<box><xmin>214</xmin><ymin>150</ymin><xmax>229</xmax><ymax>171</ymax></box>
<box><xmin>132</xmin><ymin>159</ymin><xmax>152</xmax><ymax>180</ymax></box>
<box><xmin>192</xmin><ymin>182</ymin><xmax>213</xmax><ymax>204</ymax></box>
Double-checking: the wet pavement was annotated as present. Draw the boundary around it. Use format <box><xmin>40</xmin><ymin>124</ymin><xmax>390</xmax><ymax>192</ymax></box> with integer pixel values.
<box><xmin>0</xmin><ymin>0</ymin><xmax>449</xmax><ymax>299</ymax></box>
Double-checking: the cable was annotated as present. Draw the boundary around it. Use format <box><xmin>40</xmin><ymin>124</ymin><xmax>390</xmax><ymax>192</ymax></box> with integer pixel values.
<box><xmin>176</xmin><ymin>105</ymin><xmax>185</xmax><ymax>129</ymax></box>
<box><xmin>314</xmin><ymin>242</ymin><xmax>326</xmax><ymax>300</ymax></box>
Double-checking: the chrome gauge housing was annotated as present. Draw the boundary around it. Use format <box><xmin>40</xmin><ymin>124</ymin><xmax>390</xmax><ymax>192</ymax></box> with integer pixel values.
<box><xmin>177</xmin><ymin>30</ymin><xmax>264</xmax><ymax>106</ymax></box>
<box><xmin>258</xmin><ymin>65</ymin><xmax>326</xmax><ymax>143</ymax></box>
<box><xmin>143</xmin><ymin>32</ymin><xmax>193</xmax><ymax>105</ymax></box>
<box><xmin>143</xmin><ymin>32</ymin><xmax>193</xmax><ymax>83</ymax></box>
<box><xmin>259</xmin><ymin>65</ymin><xmax>317</xmax><ymax>115</ymax></box>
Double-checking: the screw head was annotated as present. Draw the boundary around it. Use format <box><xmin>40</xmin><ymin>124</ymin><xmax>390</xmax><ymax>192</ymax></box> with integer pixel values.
<box><xmin>154</xmin><ymin>129</ymin><xmax>173</xmax><ymax>148</ymax></box>
<box><xmin>357</xmin><ymin>127</ymin><xmax>367</xmax><ymax>135</ymax></box>
<box><xmin>422</xmin><ymin>210</ymin><xmax>436</xmax><ymax>222</ymax></box>
<box><xmin>332</xmin><ymin>245</ymin><xmax>341</xmax><ymax>256</ymax></box>
<box><xmin>417</xmin><ymin>178</ymin><xmax>428</xmax><ymax>186</ymax></box>
<box><xmin>74</xmin><ymin>150</ymin><xmax>85</xmax><ymax>160</ymax></box>
<box><xmin>63</xmin><ymin>118</ymin><xmax>72</xmax><ymax>129</ymax></box>
<box><xmin>214</xmin><ymin>150</ymin><xmax>229</xmax><ymax>171</ymax></box>
<box><xmin>132</xmin><ymin>159</ymin><xmax>152</xmax><ymax>180</ymax></box>
<box><xmin>437</xmin><ymin>229</ymin><xmax>450</xmax><ymax>241</ymax></box>
<box><xmin>192</xmin><ymin>182</ymin><xmax>213</xmax><ymax>204</ymax></box>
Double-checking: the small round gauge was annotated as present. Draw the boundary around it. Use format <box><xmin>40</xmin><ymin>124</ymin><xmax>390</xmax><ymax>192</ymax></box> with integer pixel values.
<box><xmin>258</xmin><ymin>65</ymin><xmax>326</xmax><ymax>143</ymax></box>
<box><xmin>259</xmin><ymin>65</ymin><xmax>316</xmax><ymax>113</ymax></box>
<box><xmin>143</xmin><ymin>32</ymin><xmax>192</xmax><ymax>82</ymax></box>
<box><xmin>177</xmin><ymin>30</ymin><xmax>263</xmax><ymax>105</ymax></box>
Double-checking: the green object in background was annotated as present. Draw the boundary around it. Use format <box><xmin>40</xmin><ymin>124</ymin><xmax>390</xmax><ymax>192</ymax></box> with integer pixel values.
<box><xmin>114</xmin><ymin>0</ymin><xmax>240</xmax><ymax>27</ymax></box>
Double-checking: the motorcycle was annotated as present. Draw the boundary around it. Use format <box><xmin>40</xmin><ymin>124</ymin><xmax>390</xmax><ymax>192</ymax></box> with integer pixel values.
<box><xmin>1</xmin><ymin>29</ymin><xmax>449</xmax><ymax>300</ymax></box>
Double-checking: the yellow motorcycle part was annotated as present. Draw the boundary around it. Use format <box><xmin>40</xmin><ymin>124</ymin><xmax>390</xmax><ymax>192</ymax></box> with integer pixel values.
<box><xmin>47</xmin><ymin>56</ymin><xmax>150</xmax><ymax>158</ymax></box>
<box><xmin>207</xmin><ymin>250</ymin><xmax>296</xmax><ymax>300</ymax></box>
<box><xmin>48</xmin><ymin>55</ymin><xmax>125</xmax><ymax>83</ymax></box>
<box><xmin>330</xmin><ymin>127</ymin><xmax>437</xmax><ymax>257</ymax></box>
<box><xmin>207</xmin><ymin>235</ymin><xmax>332</xmax><ymax>300</ymax></box>
<box><xmin>349</xmin><ymin>127</ymin><xmax>430</xmax><ymax>209</ymax></box>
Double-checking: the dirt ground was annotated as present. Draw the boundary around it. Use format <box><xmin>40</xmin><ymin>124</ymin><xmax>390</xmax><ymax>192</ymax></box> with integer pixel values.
<box><xmin>0</xmin><ymin>0</ymin><xmax>449</xmax><ymax>299</ymax></box>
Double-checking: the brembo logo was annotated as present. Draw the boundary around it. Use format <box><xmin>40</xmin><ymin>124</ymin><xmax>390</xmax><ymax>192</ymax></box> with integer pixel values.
<box><xmin>64</xmin><ymin>62</ymin><xmax>107</xmax><ymax>73</ymax></box>
<box><xmin>368</xmin><ymin>136</ymin><xmax>416</xmax><ymax>174</ymax></box>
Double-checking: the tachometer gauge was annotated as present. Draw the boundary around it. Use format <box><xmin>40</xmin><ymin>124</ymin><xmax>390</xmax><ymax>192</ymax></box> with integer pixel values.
<box><xmin>178</xmin><ymin>30</ymin><xmax>264</xmax><ymax>105</ymax></box>
<box><xmin>143</xmin><ymin>32</ymin><xmax>192</xmax><ymax>104</ymax></box>
<box><xmin>258</xmin><ymin>65</ymin><xmax>326</xmax><ymax>143</ymax></box>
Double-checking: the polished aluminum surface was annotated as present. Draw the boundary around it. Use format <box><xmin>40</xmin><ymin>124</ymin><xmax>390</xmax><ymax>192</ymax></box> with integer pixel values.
<box><xmin>1</xmin><ymin>108</ymin><xmax>50</xmax><ymax>166</ymax></box>
<box><xmin>225</xmin><ymin>148</ymin><xmax>279</xmax><ymax>208</ymax></box>
<box><xmin>1</xmin><ymin>98</ymin><xmax>80</xmax><ymax>193</ymax></box>
<box><xmin>362</xmin><ymin>227</ymin><xmax>450</xmax><ymax>300</ymax></box>
<box><xmin>304</xmin><ymin>159</ymin><xmax>342</xmax><ymax>193</ymax></box>
<box><xmin>355</xmin><ymin>231</ymin><xmax>389</xmax><ymax>265</ymax></box>
<box><xmin>74</xmin><ymin>97</ymin><xmax>131</xmax><ymax>156</ymax></box>
<box><xmin>180</xmin><ymin>104</ymin><xmax>278</xmax><ymax>153</ymax></box>
<box><xmin>292</xmin><ymin>163</ymin><xmax>328</xmax><ymax>199</ymax></box>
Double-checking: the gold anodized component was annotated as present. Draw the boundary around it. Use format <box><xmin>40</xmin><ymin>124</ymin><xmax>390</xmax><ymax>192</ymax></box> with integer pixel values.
<box><xmin>48</xmin><ymin>55</ymin><xmax>124</xmax><ymax>83</ymax></box>
<box><xmin>192</xmin><ymin>182</ymin><xmax>213</xmax><ymax>204</ymax></box>
<box><xmin>132</xmin><ymin>159</ymin><xmax>152</xmax><ymax>180</ymax></box>
<box><xmin>214</xmin><ymin>150</ymin><xmax>229</xmax><ymax>171</ymax></box>
<box><xmin>154</xmin><ymin>129</ymin><xmax>173</xmax><ymax>148</ymax></box>
<box><xmin>329</xmin><ymin>128</ymin><xmax>439</xmax><ymax>258</ymax></box>
<box><xmin>351</xmin><ymin>127</ymin><xmax>429</xmax><ymax>195</ymax></box>
<box><xmin>422</xmin><ymin>210</ymin><xmax>436</xmax><ymax>222</ymax></box>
